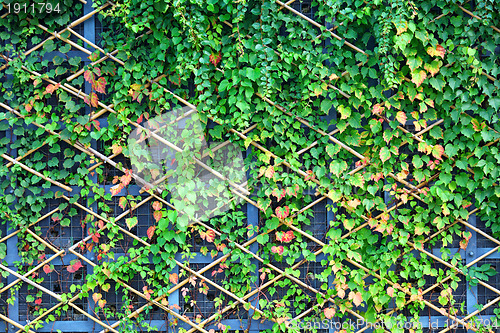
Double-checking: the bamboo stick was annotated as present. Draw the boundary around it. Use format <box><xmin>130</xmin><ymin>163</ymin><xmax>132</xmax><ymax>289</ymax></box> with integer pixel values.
<box><xmin>275</xmin><ymin>0</ymin><xmax>368</xmax><ymax>55</ymax></box>
<box><xmin>1</xmin><ymin>153</ymin><xmax>72</xmax><ymax>192</ymax></box>
<box><xmin>0</xmin><ymin>263</ymin><xmax>62</xmax><ymax>300</ymax></box>
<box><xmin>0</xmin><ymin>249</ymin><xmax>64</xmax><ymax>294</ymax></box>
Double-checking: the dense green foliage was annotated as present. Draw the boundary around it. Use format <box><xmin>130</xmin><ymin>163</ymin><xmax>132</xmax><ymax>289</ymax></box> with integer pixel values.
<box><xmin>0</xmin><ymin>0</ymin><xmax>499</xmax><ymax>332</ymax></box>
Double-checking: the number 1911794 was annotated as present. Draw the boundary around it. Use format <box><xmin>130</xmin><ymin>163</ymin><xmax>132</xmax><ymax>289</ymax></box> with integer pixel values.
<box><xmin>6</xmin><ymin>2</ymin><xmax>60</xmax><ymax>14</ymax></box>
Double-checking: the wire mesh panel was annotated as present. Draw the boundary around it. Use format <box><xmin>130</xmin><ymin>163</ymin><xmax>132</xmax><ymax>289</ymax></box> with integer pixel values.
<box><xmin>0</xmin><ymin>0</ymin><xmax>500</xmax><ymax>332</ymax></box>
<box><xmin>477</xmin><ymin>259</ymin><xmax>500</xmax><ymax>315</ymax></box>
<box><xmin>179</xmin><ymin>263</ymin><xmax>248</xmax><ymax>321</ymax></box>
<box><xmin>37</xmin><ymin>198</ymin><xmax>87</xmax><ymax>250</ymax></box>
<box><xmin>421</xmin><ymin>262</ymin><xmax>467</xmax><ymax>318</ymax></box>
<box><xmin>19</xmin><ymin>265</ymin><xmax>87</xmax><ymax>321</ymax></box>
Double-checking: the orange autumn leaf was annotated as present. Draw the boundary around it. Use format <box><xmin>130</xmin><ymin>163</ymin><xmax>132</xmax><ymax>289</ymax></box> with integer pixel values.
<box><xmin>460</xmin><ymin>231</ymin><xmax>472</xmax><ymax>250</ymax></box>
<box><xmin>84</xmin><ymin>69</ymin><xmax>95</xmax><ymax>84</ymax></box>
<box><xmin>45</xmin><ymin>83</ymin><xmax>60</xmax><ymax>94</ymax></box>
<box><xmin>92</xmin><ymin>293</ymin><xmax>102</xmax><ymax>303</ymax></box>
<box><xmin>152</xmin><ymin>201</ymin><xmax>162</xmax><ymax>211</ymax></box>
<box><xmin>281</xmin><ymin>230</ymin><xmax>294</xmax><ymax>243</ymax></box>
<box><xmin>396</xmin><ymin>111</ymin><xmax>407</xmax><ymax>125</ymax></box>
<box><xmin>349</xmin><ymin>291</ymin><xmax>363</xmax><ymax>307</ymax></box>
<box><xmin>118</xmin><ymin>197</ymin><xmax>127</xmax><ymax>210</ymax></box>
<box><xmin>324</xmin><ymin>307</ymin><xmax>336</xmax><ymax>319</ymax></box>
<box><xmin>147</xmin><ymin>226</ymin><xmax>155</xmax><ymax>240</ymax></box>
<box><xmin>372</xmin><ymin>103</ymin><xmax>384</xmax><ymax>115</ymax></box>
<box><xmin>84</xmin><ymin>92</ymin><xmax>99</xmax><ymax>107</ymax></box>
<box><xmin>264</xmin><ymin>165</ymin><xmax>275</xmax><ymax>179</ymax></box>
<box><xmin>153</xmin><ymin>210</ymin><xmax>162</xmax><ymax>223</ymax></box>
<box><xmin>275</xmin><ymin>206</ymin><xmax>290</xmax><ymax>219</ymax></box>
<box><xmin>111</xmin><ymin>144</ymin><xmax>122</xmax><ymax>155</ymax></box>
<box><xmin>426</xmin><ymin>44</ymin><xmax>445</xmax><ymax>58</ymax></box>
<box><xmin>169</xmin><ymin>273</ymin><xmax>179</xmax><ymax>284</ymax></box>
<box><xmin>432</xmin><ymin>144</ymin><xmax>444</xmax><ymax>160</ymax></box>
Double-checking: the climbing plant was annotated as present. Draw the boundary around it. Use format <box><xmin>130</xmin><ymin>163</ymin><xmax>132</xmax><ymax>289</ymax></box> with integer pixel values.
<box><xmin>0</xmin><ymin>0</ymin><xmax>499</xmax><ymax>332</ymax></box>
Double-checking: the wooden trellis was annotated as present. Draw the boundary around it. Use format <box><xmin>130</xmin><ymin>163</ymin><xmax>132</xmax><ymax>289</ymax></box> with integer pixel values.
<box><xmin>0</xmin><ymin>0</ymin><xmax>499</xmax><ymax>332</ymax></box>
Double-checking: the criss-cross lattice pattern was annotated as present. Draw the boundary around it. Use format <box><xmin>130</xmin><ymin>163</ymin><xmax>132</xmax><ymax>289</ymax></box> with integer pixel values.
<box><xmin>0</xmin><ymin>0</ymin><xmax>499</xmax><ymax>333</ymax></box>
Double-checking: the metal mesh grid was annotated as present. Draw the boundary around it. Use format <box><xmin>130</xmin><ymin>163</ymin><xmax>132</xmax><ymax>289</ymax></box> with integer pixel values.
<box><xmin>38</xmin><ymin>198</ymin><xmax>87</xmax><ymax>250</ymax></box>
<box><xmin>0</xmin><ymin>1</ymin><xmax>498</xmax><ymax>332</ymax></box>
<box><xmin>102</xmin><ymin>196</ymin><xmax>155</xmax><ymax>239</ymax></box>
<box><xmin>303</xmin><ymin>197</ymin><xmax>328</xmax><ymax>249</ymax></box>
<box><xmin>95</xmin><ymin>15</ymin><xmax>110</xmax><ymax>48</ymax></box>
<box><xmin>38</xmin><ymin>140</ymin><xmax>83</xmax><ymax>175</ymax></box>
<box><xmin>69</xmin><ymin>7</ymin><xmax>85</xmax><ymax>44</ymax></box>
<box><xmin>19</xmin><ymin>266</ymin><xmax>87</xmax><ymax>321</ymax></box>
<box><xmin>421</xmin><ymin>262</ymin><xmax>467</xmax><ymax>317</ymax></box>
<box><xmin>476</xmin><ymin>217</ymin><xmax>499</xmax><ymax>248</ymax></box>
<box><xmin>97</xmin><ymin>140</ymin><xmax>135</xmax><ymax>185</ymax></box>
<box><xmin>263</xmin><ymin>261</ymin><xmax>324</xmax><ymax>317</ymax></box>
<box><xmin>477</xmin><ymin>259</ymin><xmax>500</xmax><ymax>315</ymax></box>
<box><xmin>186</xmin><ymin>204</ymin><xmax>247</xmax><ymax>252</ymax></box>
<box><xmin>179</xmin><ymin>263</ymin><xmax>248</xmax><ymax>320</ymax></box>
<box><xmin>0</xmin><ymin>275</ymin><xmax>8</xmax><ymax>318</ymax></box>
<box><xmin>98</xmin><ymin>280</ymin><xmax>126</xmax><ymax>321</ymax></box>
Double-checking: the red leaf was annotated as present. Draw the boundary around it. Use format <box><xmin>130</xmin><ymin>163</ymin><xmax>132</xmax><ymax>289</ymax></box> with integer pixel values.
<box><xmin>372</xmin><ymin>103</ymin><xmax>384</xmax><ymax>115</ymax></box>
<box><xmin>460</xmin><ymin>231</ymin><xmax>472</xmax><ymax>250</ymax></box>
<box><xmin>89</xmin><ymin>92</ymin><xmax>99</xmax><ymax>107</ymax></box>
<box><xmin>93</xmin><ymin>77</ymin><xmax>107</xmax><ymax>94</ymax></box>
<box><xmin>92</xmin><ymin>293</ymin><xmax>102</xmax><ymax>303</ymax></box>
<box><xmin>137</xmin><ymin>114</ymin><xmax>144</xmax><ymax>124</ymax></box>
<box><xmin>305</xmin><ymin>170</ymin><xmax>315</xmax><ymax>181</ymax></box>
<box><xmin>120</xmin><ymin>171</ymin><xmax>132</xmax><ymax>186</ymax></box>
<box><xmin>271</xmin><ymin>245</ymin><xmax>284</xmax><ymax>255</ymax></box>
<box><xmin>205</xmin><ymin>230</ymin><xmax>215</xmax><ymax>243</ymax></box>
<box><xmin>169</xmin><ymin>273</ymin><xmax>179</xmax><ymax>284</ymax></box>
<box><xmin>111</xmin><ymin>144</ymin><xmax>122</xmax><ymax>155</ymax></box>
<box><xmin>275</xmin><ymin>206</ymin><xmax>290</xmax><ymax>219</ymax></box>
<box><xmin>84</xmin><ymin>70</ymin><xmax>95</xmax><ymax>84</ymax></box>
<box><xmin>35</xmin><ymin>298</ymin><xmax>42</xmax><ymax>305</ymax></box>
<box><xmin>67</xmin><ymin>260</ymin><xmax>83</xmax><ymax>273</ymax></box>
<box><xmin>209</xmin><ymin>52</ymin><xmax>221</xmax><ymax>66</ymax></box>
<box><xmin>43</xmin><ymin>264</ymin><xmax>53</xmax><ymax>274</ymax></box>
<box><xmin>91</xmin><ymin>232</ymin><xmax>100</xmax><ymax>243</ymax></box>
<box><xmin>45</xmin><ymin>83</ymin><xmax>59</xmax><ymax>94</ymax></box>
<box><xmin>93</xmin><ymin>67</ymin><xmax>101</xmax><ymax>77</ymax></box>
<box><xmin>25</xmin><ymin>103</ymin><xmax>32</xmax><ymax>112</ymax></box>
<box><xmin>84</xmin><ymin>92</ymin><xmax>99</xmax><ymax>107</ymax></box>
<box><xmin>427</xmin><ymin>44</ymin><xmax>445</xmax><ymax>58</ymax></box>
<box><xmin>110</xmin><ymin>184</ymin><xmax>124</xmax><ymax>196</ymax></box>
<box><xmin>387</xmin><ymin>286</ymin><xmax>395</xmax><ymax>297</ymax></box>
<box><xmin>282</xmin><ymin>230</ymin><xmax>294</xmax><ymax>243</ymax></box>
<box><xmin>153</xmin><ymin>210</ymin><xmax>162</xmax><ymax>223</ymax></box>
<box><xmin>152</xmin><ymin>201</ymin><xmax>162</xmax><ymax>211</ymax></box>
<box><xmin>147</xmin><ymin>226</ymin><xmax>155</xmax><ymax>240</ymax></box>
